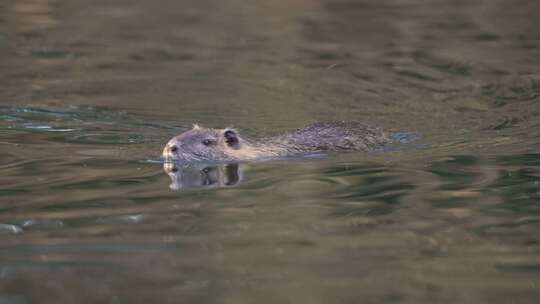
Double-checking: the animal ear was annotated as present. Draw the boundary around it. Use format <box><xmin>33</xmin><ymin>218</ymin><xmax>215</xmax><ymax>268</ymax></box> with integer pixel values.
<box><xmin>223</xmin><ymin>129</ymin><xmax>239</xmax><ymax>148</ymax></box>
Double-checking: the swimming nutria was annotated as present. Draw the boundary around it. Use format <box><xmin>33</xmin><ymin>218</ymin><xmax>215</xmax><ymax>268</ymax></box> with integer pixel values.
<box><xmin>162</xmin><ymin>122</ymin><xmax>389</xmax><ymax>162</ymax></box>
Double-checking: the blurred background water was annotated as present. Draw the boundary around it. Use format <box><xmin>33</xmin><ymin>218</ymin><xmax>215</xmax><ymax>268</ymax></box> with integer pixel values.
<box><xmin>1</xmin><ymin>0</ymin><xmax>540</xmax><ymax>303</ymax></box>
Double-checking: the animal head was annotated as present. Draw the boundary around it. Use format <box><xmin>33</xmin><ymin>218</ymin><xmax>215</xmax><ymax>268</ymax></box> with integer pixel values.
<box><xmin>162</xmin><ymin>124</ymin><xmax>241</xmax><ymax>162</ymax></box>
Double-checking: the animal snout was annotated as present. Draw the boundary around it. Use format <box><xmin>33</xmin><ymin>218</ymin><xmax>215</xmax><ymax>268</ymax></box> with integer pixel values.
<box><xmin>162</xmin><ymin>141</ymin><xmax>182</xmax><ymax>161</ymax></box>
<box><xmin>162</xmin><ymin>144</ymin><xmax>174</xmax><ymax>160</ymax></box>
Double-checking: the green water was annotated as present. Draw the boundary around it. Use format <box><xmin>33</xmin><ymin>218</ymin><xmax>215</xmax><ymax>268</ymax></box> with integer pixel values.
<box><xmin>1</xmin><ymin>0</ymin><xmax>540</xmax><ymax>303</ymax></box>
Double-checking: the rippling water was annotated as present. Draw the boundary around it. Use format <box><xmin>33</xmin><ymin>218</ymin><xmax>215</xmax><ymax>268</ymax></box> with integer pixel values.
<box><xmin>1</xmin><ymin>0</ymin><xmax>540</xmax><ymax>303</ymax></box>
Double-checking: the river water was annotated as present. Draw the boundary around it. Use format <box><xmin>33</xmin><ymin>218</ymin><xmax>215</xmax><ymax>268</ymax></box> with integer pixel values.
<box><xmin>1</xmin><ymin>0</ymin><xmax>540</xmax><ymax>303</ymax></box>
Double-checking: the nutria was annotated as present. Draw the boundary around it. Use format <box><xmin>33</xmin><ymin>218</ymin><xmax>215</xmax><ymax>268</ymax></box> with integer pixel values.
<box><xmin>162</xmin><ymin>122</ymin><xmax>389</xmax><ymax>162</ymax></box>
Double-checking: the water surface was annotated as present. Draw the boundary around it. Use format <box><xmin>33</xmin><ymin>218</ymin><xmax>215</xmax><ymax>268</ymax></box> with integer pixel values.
<box><xmin>1</xmin><ymin>0</ymin><xmax>540</xmax><ymax>303</ymax></box>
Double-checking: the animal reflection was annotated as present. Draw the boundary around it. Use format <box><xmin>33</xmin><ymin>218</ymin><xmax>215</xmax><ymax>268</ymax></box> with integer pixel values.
<box><xmin>163</xmin><ymin>162</ymin><xmax>242</xmax><ymax>191</ymax></box>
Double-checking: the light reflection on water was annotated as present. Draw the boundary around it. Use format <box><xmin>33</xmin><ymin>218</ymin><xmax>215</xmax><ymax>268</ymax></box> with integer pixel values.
<box><xmin>1</xmin><ymin>0</ymin><xmax>540</xmax><ymax>303</ymax></box>
<box><xmin>163</xmin><ymin>162</ymin><xmax>242</xmax><ymax>191</ymax></box>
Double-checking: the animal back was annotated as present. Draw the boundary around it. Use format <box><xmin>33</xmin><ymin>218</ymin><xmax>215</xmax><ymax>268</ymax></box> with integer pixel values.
<box><xmin>280</xmin><ymin>122</ymin><xmax>388</xmax><ymax>152</ymax></box>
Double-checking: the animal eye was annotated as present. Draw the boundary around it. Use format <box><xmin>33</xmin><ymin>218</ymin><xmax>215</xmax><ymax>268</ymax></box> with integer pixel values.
<box><xmin>202</xmin><ymin>139</ymin><xmax>213</xmax><ymax>146</ymax></box>
<box><xmin>170</xmin><ymin>145</ymin><xmax>178</xmax><ymax>152</ymax></box>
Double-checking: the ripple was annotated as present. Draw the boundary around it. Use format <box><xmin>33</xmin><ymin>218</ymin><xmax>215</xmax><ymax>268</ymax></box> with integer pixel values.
<box><xmin>474</xmin><ymin>32</ymin><xmax>501</xmax><ymax>42</ymax></box>
<box><xmin>0</xmin><ymin>223</ymin><xmax>23</xmax><ymax>234</ymax></box>
<box><xmin>480</xmin><ymin>76</ymin><xmax>540</xmax><ymax>107</ymax></box>
<box><xmin>96</xmin><ymin>214</ymin><xmax>145</xmax><ymax>224</ymax></box>
<box><xmin>68</xmin><ymin>133</ymin><xmax>145</xmax><ymax>145</ymax></box>
<box><xmin>21</xmin><ymin>219</ymin><xmax>64</xmax><ymax>229</ymax></box>
<box><xmin>395</xmin><ymin>69</ymin><xmax>438</xmax><ymax>82</ymax></box>
<box><xmin>0</xmin><ymin>105</ymin><xmax>173</xmax><ymax>145</ymax></box>
<box><xmin>23</xmin><ymin>124</ymin><xmax>76</xmax><ymax>132</ymax></box>
<box><xmin>413</xmin><ymin>51</ymin><xmax>472</xmax><ymax>76</ymax></box>
<box><xmin>30</xmin><ymin>49</ymin><xmax>79</xmax><ymax>59</ymax></box>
